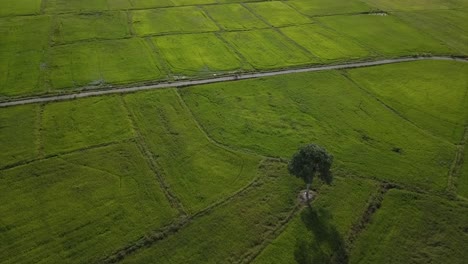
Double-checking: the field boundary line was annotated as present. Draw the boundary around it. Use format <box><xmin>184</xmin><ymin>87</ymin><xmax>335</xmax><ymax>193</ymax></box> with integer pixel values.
<box><xmin>1</xmin><ymin>56</ymin><xmax>466</xmax><ymax>108</ymax></box>
<box><xmin>119</xmin><ymin>96</ymin><xmax>187</xmax><ymax>216</ymax></box>
<box><xmin>448</xmin><ymin>126</ymin><xmax>468</xmax><ymax>193</ymax></box>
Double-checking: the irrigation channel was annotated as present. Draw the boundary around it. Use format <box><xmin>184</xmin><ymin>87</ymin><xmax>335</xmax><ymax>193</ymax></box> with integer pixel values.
<box><xmin>1</xmin><ymin>56</ymin><xmax>466</xmax><ymax>108</ymax></box>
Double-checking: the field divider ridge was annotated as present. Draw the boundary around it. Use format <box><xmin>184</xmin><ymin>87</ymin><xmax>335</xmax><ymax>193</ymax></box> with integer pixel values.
<box><xmin>0</xmin><ymin>56</ymin><xmax>466</xmax><ymax>108</ymax></box>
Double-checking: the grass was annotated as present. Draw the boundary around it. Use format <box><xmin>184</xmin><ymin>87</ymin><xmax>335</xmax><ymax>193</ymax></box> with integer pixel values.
<box><xmin>152</xmin><ymin>33</ymin><xmax>246</xmax><ymax>77</ymax></box>
<box><xmin>41</xmin><ymin>96</ymin><xmax>134</xmax><ymax>155</ymax></box>
<box><xmin>349</xmin><ymin>189</ymin><xmax>468</xmax><ymax>264</ymax></box>
<box><xmin>361</xmin><ymin>0</ymin><xmax>462</xmax><ymax>11</ymax></box>
<box><xmin>0</xmin><ymin>0</ymin><xmax>41</xmax><ymax>16</ymax></box>
<box><xmin>107</xmin><ymin>0</ymin><xmax>174</xmax><ymax>10</ymax></box>
<box><xmin>203</xmin><ymin>4</ymin><xmax>268</xmax><ymax>31</ymax></box>
<box><xmin>52</xmin><ymin>12</ymin><xmax>131</xmax><ymax>44</ymax></box>
<box><xmin>317</xmin><ymin>14</ymin><xmax>455</xmax><ymax>57</ymax></box>
<box><xmin>252</xmin><ymin>177</ymin><xmax>378</xmax><ymax>264</ymax></box>
<box><xmin>288</xmin><ymin>0</ymin><xmax>375</xmax><ymax>16</ymax></box>
<box><xmin>0</xmin><ymin>143</ymin><xmax>178</xmax><ymax>264</ymax></box>
<box><xmin>0</xmin><ymin>16</ymin><xmax>50</xmax><ymax>97</ymax></box>
<box><xmin>120</xmin><ymin>160</ymin><xmax>303</xmax><ymax>263</ymax></box>
<box><xmin>245</xmin><ymin>1</ymin><xmax>312</xmax><ymax>27</ymax></box>
<box><xmin>347</xmin><ymin>60</ymin><xmax>468</xmax><ymax>143</ymax></box>
<box><xmin>45</xmin><ymin>0</ymin><xmax>109</xmax><ymax>13</ymax></box>
<box><xmin>279</xmin><ymin>24</ymin><xmax>373</xmax><ymax>62</ymax></box>
<box><xmin>132</xmin><ymin>7</ymin><xmax>219</xmax><ymax>36</ymax></box>
<box><xmin>180</xmin><ymin>67</ymin><xmax>455</xmax><ymax>191</ymax></box>
<box><xmin>222</xmin><ymin>29</ymin><xmax>317</xmax><ymax>70</ymax></box>
<box><xmin>124</xmin><ymin>89</ymin><xmax>261</xmax><ymax>213</ymax></box>
<box><xmin>48</xmin><ymin>38</ymin><xmax>163</xmax><ymax>90</ymax></box>
<box><xmin>0</xmin><ymin>105</ymin><xmax>38</xmax><ymax>168</ymax></box>
<box><xmin>394</xmin><ymin>10</ymin><xmax>468</xmax><ymax>54</ymax></box>
<box><xmin>457</xmin><ymin>144</ymin><xmax>468</xmax><ymax>198</ymax></box>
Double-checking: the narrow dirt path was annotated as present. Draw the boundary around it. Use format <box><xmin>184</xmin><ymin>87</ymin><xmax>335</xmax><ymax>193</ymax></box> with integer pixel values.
<box><xmin>1</xmin><ymin>56</ymin><xmax>466</xmax><ymax>108</ymax></box>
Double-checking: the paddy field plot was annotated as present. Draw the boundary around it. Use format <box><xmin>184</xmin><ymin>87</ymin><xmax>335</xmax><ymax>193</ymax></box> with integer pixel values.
<box><xmin>48</xmin><ymin>38</ymin><xmax>163</xmax><ymax>90</ymax></box>
<box><xmin>124</xmin><ymin>89</ymin><xmax>261</xmax><ymax>213</ymax></box>
<box><xmin>121</xmin><ymin>160</ymin><xmax>302</xmax><ymax>264</ymax></box>
<box><xmin>252</xmin><ymin>177</ymin><xmax>378</xmax><ymax>264</ymax></box>
<box><xmin>0</xmin><ymin>105</ymin><xmax>38</xmax><ymax>168</ymax></box>
<box><xmin>152</xmin><ymin>33</ymin><xmax>247</xmax><ymax>77</ymax></box>
<box><xmin>222</xmin><ymin>29</ymin><xmax>317</xmax><ymax>70</ymax></box>
<box><xmin>107</xmin><ymin>0</ymin><xmax>174</xmax><ymax>10</ymax></box>
<box><xmin>203</xmin><ymin>4</ymin><xmax>268</xmax><ymax>31</ymax></box>
<box><xmin>394</xmin><ymin>10</ymin><xmax>468</xmax><ymax>54</ymax></box>
<box><xmin>317</xmin><ymin>14</ymin><xmax>454</xmax><ymax>57</ymax></box>
<box><xmin>279</xmin><ymin>24</ymin><xmax>373</xmax><ymax>62</ymax></box>
<box><xmin>0</xmin><ymin>143</ymin><xmax>178</xmax><ymax>264</ymax></box>
<box><xmin>132</xmin><ymin>7</ymin><xmax>219</xmax><ymax>36</ymax></box>
<box><xmin>349</xmin><ymin>189</ymin><xmax>468</xmax><ymax>264</ymax></box>
<box><xmin>41</xmin><ymin>96</ymin><xmax>134</xmax><ymax>155</ymax></box>
<box><xmin>45</xmin><ymin>0</ymin><xmax>109</xmax><ymax>13</ymax></box>
<box><xmin>287</xmin><ymin>0</ymin><xmax>375</xmax><ymax>16</ymax></box>
<box><xmin>245</xmin><ymin>1</ymin><xmax>312</xmax><ymax>27</ymax></box>
<box><xmin>180</xmin><ymin>63</ymin><xmax>457</xmax><ymax>191</ymax></box>
<box><xmin>0</xmin><ymin>0</ymin><xmax>42</xmax><ymax>17</ymax></box>
<box><xmin>171</xmin><ymin>0</ymin><xmax>217</xmax><ymax>6</ymax></box>
<box><xmin>52</xmin><ymin>12</ymin><xmax>131</xmax><ymax>44</ymax></box>
<box><xmin>361</xmin><ymin>0</ymin><xmax>463</xmax><ymax>11</ymax></box>
<box><xmin>0</xmin><ymin>16</ymin><xmax>50</xmax><ymax>97</ymax></box>
<box><xmin>347</xmin><ymin>60</ymin><xmax>468</xmax><ymax>143</ymax></box>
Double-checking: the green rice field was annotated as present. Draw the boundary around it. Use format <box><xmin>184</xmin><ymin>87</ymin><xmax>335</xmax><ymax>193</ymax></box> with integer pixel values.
<box><xmin>0</xmin><ymin>0</ymin><xmax>467</xmax><ymax>263</ymax></box>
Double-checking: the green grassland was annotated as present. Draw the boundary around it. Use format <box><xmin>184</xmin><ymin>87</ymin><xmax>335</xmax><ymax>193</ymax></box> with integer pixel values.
<box><xmin>124</xmin><ymin>89</ymin><xmax>261</xmax><ymax>213</ymax></box>
<box><xmin>152</xmin><ymin>33</ymin><xmax>247</xmax><ymax>77</ymax></box>
<box><xmin>48</xmin><ymin>38</ymin><xmax>163</xmax><ymax>90</ymax></box>
<box><xmin>132</xmin><ymin>7</ymin><xmax>219</xmax><ymax>36</ymax></box>
<box><xmin>361</xmin><ymin>0</ymin><xmax>464</xmax><ymax>11</ymax></box>
<box><xmin>52</xmin><ymin>12</ymin><xmax>131</xmax><ymax>44</ymax></box>
<box><xmin>203</xmin><ymin>4</ymin><xmax>268</xmax><ymax>31</ymax></box>
<box><xmin>245</xmin><ymin>1</ymin><xmax>312</xmax><ymax>27</ymax></box>
<box><xmin>349</xmin><ymin>189</ymin><xmax>468</xmax><ymax>263</ymax></box>
<box><xmin>0</xmin><ymin>0</ymin><xmax>41</xmax><ymax>16</ymax></box>
<box><xmin>288</xmin><ymin>0</ymin><xmax>375</xmax><ymax>16</ymax></box>
<box><xmin>180</xmin><ymin>63</ymin><xmax>456</xmax><ymax>191</ymax></box>
<box><xmin>222</xmin><ymin>29</ymin><xmax>317</xmax><ymax>69</ymax></box>
<box><xmin>279</xmin><ymin>24</ymin><xmax>373</xmax><ymax>62</ymax></box>
<box><xmin>0</xmin><ymin>143</ymin><xmax>178</xmax><ymax>264</ymax></box>
<box><xmin>347</xmin><ymin>60</ymin><xmax>468</xmax><ymax>143</ymax></box>
<box><xmin>252</xmin><ymin>177</ymin><xmax>378</xmax><ymax>264</ymax></box>
<box><xmin>316</xmin><ymin>14</ymin><xmax>454</xmax><ymax>57</ymax></box>
<box><xmin>458</xmin><ymin>145</ymin><xmax>468</xmax><ymax>198</ymax></box>
<box><xmin>121</xmin><ymin>160</ymin><xmax>303</xmax><ymax>264</ymax></box>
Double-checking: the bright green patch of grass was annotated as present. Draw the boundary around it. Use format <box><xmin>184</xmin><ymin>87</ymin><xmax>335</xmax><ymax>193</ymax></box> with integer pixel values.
<box><xmin>171</xmin><ymin>0</ymin><xmax>217</xmax><ymax>6</ymax></box>
<box><xmin>121</xmin><ymin>160</ymin><xmax>302</xmax><ymax>263</ymax></box>
<box><xmin>203</xmin><ymin>4</ymin><xmax>268</xmax><ymax>30</ymax></box>
<box><xmin>317</xmin><ymin>14</ymin><xmax>454</xmax><ymax>57</ymax></box>
<box><xmin>0</xmin><ymin>16</ymin><xmax>50</xmax><ymax>97</ymax></box>
<box><xmin>349</xmin><ymin>189</ymin><xmax>468</xmax><ymax>264</ymax></box>
<box><xmin>457</xmin><ymin>145</ymin><xmax>468</xmax><ymax>198</ymax></box>
<box><xmin>41</xmin><ymin>96</ymin><xmax>134</xmax><ymax>155</ymax></box>
<box><xmin>361</xmin><ymin>0</ymin><xmax>461</xmax><ymax>11</ymax></box>
<box><xmin>222</xmin><ymin>29</ymin><xmax>317</xmax><ymax>70</ymax></box>
<box><xmin>246</xmin><ymin>1</ymin><xmax>312</xmax><ymax>27</ymax></box>
<box><xmin>280</xmin><ymin>24</ymin><xmax>373</xmax><ymax>61</ymax></box>
<box><xmin>0</xmin><ymin>143</ymin><xmax>178</xmax><ymax>263</ymax></box>
<box><xmin>288</xmin><ymin>0</ymin><xmax>375</xmax><ymax>16</ymax></box>
<box><xmin>152</xmin><ymin>33</ymin><xmax>246</xmax><ymax>76</ymax></box>
<box><xmin>45</xmin><ymin>0</ymin><xmax>108</xmax><ymax>13</ymax></box>
<box><xmin>253</xmin><ymin>177</ymin><xmax>377</xmax><ymax>264</ymax></box>
<box><xmin>0</xmin><ymin>105</ymin><xmax>38</xmax><ymax>167</ymax></box>
<box><xmin>394</xmin><ymin>10</ymin><xmax>468</xmax><ymax>55</ymax></box>
<box><xmin>0</xmin><ymin>0</ymin><xmax>42</xmax><ymax>16</ymax></box>
<box><xmin>124</xmin><ymin>89</ymin><xmax>261</xmax><ymax>213</ymax></box>
<box><xmin>347</xmin><ymin>60</ymin><xmax>468</xmax><ymax>143</ymax></box>
<box><xmin>107</xmin><ymin>0</ymin><xmax>174</xmax><ymax>10</ymax></box>
<box><xmin>48</xmin><ymin>38</ymin><xmax>163</xmax><ymax>89</ymax></box>
<box><xmin>132</xmin><ymin>7</ymin><xmax>219</xmax><ymax>36</ymax></box>
<box><xmin>52</xmin><ymin>12</ymin><xmax>131</xmax><ymax>44</ymax></box>
<box><xmin>180</xmin><ymin>69</ymin><xmax>455</xmax><ymax>190</ymax></box>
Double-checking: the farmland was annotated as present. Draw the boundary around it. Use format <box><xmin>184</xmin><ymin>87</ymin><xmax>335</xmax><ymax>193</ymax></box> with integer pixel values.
<box><xmin>1</xmin><ymin>0</ymin><xmax>468</xmax><ymax>263</ymax></box>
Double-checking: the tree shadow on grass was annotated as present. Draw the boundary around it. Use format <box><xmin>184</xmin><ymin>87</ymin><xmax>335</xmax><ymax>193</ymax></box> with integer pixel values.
<box><xmin>294</xmin><ymin>207</ymin><xmax>348</xmax><ymax>264</ymax></box>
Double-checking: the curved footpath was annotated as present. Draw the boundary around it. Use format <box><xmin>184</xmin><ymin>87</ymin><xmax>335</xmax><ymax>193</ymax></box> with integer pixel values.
<box><xmin>1</xmin><ymin>56</ymin><xmax>466</xmax><ymax>108</ymax></box>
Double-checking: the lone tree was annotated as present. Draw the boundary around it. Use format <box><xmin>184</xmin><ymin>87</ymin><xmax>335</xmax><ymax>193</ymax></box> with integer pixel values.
<box><xmin>288</xmin><ymin>144</ymin><xmax>334</xmax><ymax>200</ymax></box>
